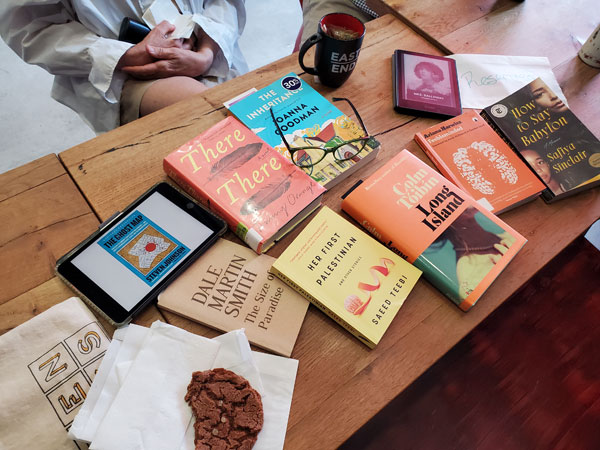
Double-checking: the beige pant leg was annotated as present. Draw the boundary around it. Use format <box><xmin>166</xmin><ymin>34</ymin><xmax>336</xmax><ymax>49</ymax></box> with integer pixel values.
<box><xmin>120</xmin><ymin>78</ymin><xmax>158</xmax><ymax>126</ymax></box>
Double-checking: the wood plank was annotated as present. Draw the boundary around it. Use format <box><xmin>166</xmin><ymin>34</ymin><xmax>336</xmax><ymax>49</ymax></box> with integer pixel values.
<box><xmin>59</xmin><ymin>96</ymin><xmax>225</xmax><ymax>221</ymax></box>
<box><xmin>439</xmin><ymin>0</ymin><xmax>600</xmax><ymax>70</ymax></box>
<box><xmin>0</xmin><ymin>277</ymin><xmax>115</xmax><ymax>336</ymax></box>
<box><xmin>0</xmin><ymin>155</ymin><xmax>99</xmax><ymax>305</ymax></box>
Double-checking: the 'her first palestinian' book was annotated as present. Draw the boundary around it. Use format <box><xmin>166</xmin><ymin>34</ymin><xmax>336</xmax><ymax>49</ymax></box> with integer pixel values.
<box><xmin>414</xmin><ymin>109</ymin><xmax>545</xmax><ymax>214</ymax></box>
<box><xmin>228</xmin><ymin>73</ymin><xmax>380</xmax><ymax>189</ymax></box>
<box><xmin>341</xmin><ymin>150</ymin><xmax>527</xmax><ymax>311</ymax></box>
<box><xmin>158</xmin><ymin>238</ymin><xmax>309</xmax><ymax>357</ymax></box>
<box><xmin>480</xmin><ymin>78</ymin><xmax>600</xmax><ymax>203</ymax></box>
<box><xmin>270</xmin><ymin>206</ymin><xmax>422</xmax><ymax>348</ymax></box>
<box><xmin>164</xmin><ymin>116</ymin><xmax>326</xmax><ymax>254</ymax></box>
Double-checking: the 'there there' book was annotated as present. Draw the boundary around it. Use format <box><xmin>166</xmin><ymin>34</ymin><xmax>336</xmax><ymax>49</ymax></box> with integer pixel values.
<box><xmin>480</xmin><ymin>78</ymin><xmax>600</xmax><ymax>203</ymax></box>
<box><xmin>164</xmin><ymin>116</ymin><xmax>325</xmax><ymax>254</ymax></box>
<box><xmin>414</xmin><ymin>109</ymin><xmax>545</xmax><ymax>214</ymax></box>
<box><xmin>158</xmin><ymin>238</ymin><xmax>309</xmax><ymax>357</ymax></box>
<box><xmin>341</xmin><ymin>150</ymin><xmax>527</xmax><ymax>311</ymax></box>
<box><xmin>228</xmin><ymin>73</ymin><xmax>380</xmax><ymax>189</ymax></box>
<box><xmin>270</xmin><ymin>206</ymin><xmax>422</xmax><ymax>348</ymax></box>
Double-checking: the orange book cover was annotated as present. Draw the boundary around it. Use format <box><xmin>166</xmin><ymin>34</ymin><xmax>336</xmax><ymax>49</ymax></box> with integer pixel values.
<box><xmin>341</xmin><ymin>150</ymin><xmax>527</xmax><ymax>311</ymax></box>
<box><xmin>414</xmin><ymin>109</ymin><xmax>545</xmax><ymax>214</ymax></box>
<box><xmin>164</xmin><ymin>116</ymin><xmax>326</xmax><ymax>254</ymax></box>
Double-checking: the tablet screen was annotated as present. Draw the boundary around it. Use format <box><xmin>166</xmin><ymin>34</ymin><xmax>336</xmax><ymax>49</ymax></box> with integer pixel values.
<box><xmin>71</xmin><ymin>191</ymin><xmax>213</xmax><ymax>311</ymax></box>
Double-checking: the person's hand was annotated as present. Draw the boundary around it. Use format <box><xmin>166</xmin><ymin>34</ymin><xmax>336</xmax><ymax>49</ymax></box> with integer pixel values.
<box><xmin>117</xmin><ymin>21</ymin><xmax>183</xmax><ymax>69</ymax></box>
<box><xmin>121</xmin><ymin>45</ymin><xmax>214</xmax><ymax>79</ymax></box>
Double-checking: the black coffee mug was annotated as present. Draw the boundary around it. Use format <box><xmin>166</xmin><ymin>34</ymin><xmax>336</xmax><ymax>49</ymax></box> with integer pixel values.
<box><xmin>299</xmin><ymin>13</ymin><xmax>366</xmax><ymax>88</ymax></box>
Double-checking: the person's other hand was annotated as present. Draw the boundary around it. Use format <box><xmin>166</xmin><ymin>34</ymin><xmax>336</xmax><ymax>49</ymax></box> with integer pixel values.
<box><xmin>117</xmin><ymin>21</ymin><xmax>183</xmax><ymax>69</ymax></box>
<box><xmin>121</xmin><ymin>45</ymin><xmax>214</xmax><ymax>79</ymax></box>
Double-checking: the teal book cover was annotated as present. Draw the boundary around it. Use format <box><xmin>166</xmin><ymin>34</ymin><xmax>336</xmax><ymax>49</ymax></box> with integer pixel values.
<box><xmin>228</xmin><ymin>73</ymin><xmax>379</xmax><ymax>188</ymax></box>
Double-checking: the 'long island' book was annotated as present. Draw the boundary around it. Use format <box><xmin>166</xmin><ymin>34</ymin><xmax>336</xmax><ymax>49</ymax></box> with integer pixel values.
<box><xmin>270</xmin><ymin>206</ymin><xmax>422</xmax><ymax>348</ymax></box>
<box><xmin>341</xmin><ymin>150</ymin><xmax>527</xmax><ymax>311</ymax></box>
<box><xmin>158</xmin><ymin>238</ymin><xmax>309</xmax><ymax>357</ymax></box>
<box><xmin>164</xmin><ymin>116</ymin><xmax>326</xmax><ymax>254</ymax></box>
<box><xmin>480</xmin><ymin>78</ymin><xmax>600</xmax><ymax>203</ymax></box>
<box><xmin>414</xmin><ymin>109</ymin><xmax>545</xmax><ymax>214</ymax></box>
<box><xmin>228</xmin><ymin>73</ymin><xmax>380</xmax><ymax>189</ymax></box>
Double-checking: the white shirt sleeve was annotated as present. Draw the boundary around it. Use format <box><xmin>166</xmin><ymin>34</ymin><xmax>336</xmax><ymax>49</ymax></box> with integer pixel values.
<box><xmin>190</xmin><ymin>0</ymin><xmax>246</xmax><ymax>78</ymax></box>
<box><xmin>0</xmin><ymin>0</ymin><xmax>132</xmax><ymax>103</ymax></box>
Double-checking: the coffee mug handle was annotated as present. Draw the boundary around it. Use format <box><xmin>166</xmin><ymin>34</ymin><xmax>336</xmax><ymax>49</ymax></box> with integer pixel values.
<box><xmin>298</xmin><ymin>34</ymin><xmax>321</xmax><ymax>76</ymax></box>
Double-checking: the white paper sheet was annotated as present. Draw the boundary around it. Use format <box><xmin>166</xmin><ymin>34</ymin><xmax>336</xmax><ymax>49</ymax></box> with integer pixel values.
<box><xmin>142</xmin><ymin>0</ymin><xmax>196</xmax><ymax>39</ymax></box>
<box><xmin>448</xmin><ymin>54</ymin><xmax>568</xmax><ymax>109</ymax></box>
<box><xmin>89</xmin><ymin>322</ymin><xmax>220</xmax><ymax>450</ymax></box>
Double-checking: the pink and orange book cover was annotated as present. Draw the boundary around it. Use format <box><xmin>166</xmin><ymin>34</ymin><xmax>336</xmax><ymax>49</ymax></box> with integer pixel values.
<box><xmin>341</xmin><ymin>150</ymin><xmax>527</xmax><ymax>311</ymax></box>
<box><xmin>164</xmin><ymin>116</ymin><xmax>326</xmax><ymax>254</ymax></box>
<box><xmin>414</xmin><ymin>109</ymin><xmax>545</xmax><ymax>214</ymax></box>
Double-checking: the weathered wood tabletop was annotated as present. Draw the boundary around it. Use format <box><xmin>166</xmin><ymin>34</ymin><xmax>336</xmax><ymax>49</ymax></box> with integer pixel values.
<box><xmin>2</xmin><ymin>6</ymin><xmax>599</xmax><ymax>449</ymax></box>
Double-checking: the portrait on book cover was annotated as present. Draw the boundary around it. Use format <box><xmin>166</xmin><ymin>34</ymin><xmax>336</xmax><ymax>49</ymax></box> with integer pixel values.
<box><xmin>403</xmin><ymin>53</ymin><xmax>455</xmax><ymax>108</ymax></box>
<box><xmin>420</xmin><ymin>207</ymin><xmax>516</xmax><ymax>303</ymax></box>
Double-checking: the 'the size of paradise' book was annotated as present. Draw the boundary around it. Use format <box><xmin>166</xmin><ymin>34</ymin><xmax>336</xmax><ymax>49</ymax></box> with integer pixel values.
<box><xmin>414</xmin><ymin>109</ymin><xmax>545</xmax><ymax>214</ymax></box>
<box><xmin>270</xmin><ymin>206</ymin><xmax>422</xmax><ymax>348</ymax></box>
<box><xmin>164</xmin><ymin>116</ymin><xmax>326</xmax><ymax>254</ymax></box>
<box><xmin>158</xmin><ymin>238</ymin><xmax>309</xmax><ymax>357</ymax></box>
<box><xmin>341</xmin><ymin>150</ymin><xmax>527</xmax><ymax>311</ymax></box>
<box><xmin>228</xmin><ymin>73</ymin><xmax>380</xmax><ymax>189</ymax></box>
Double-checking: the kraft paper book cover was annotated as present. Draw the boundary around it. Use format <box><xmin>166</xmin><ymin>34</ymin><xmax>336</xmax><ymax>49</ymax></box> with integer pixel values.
<box><xmin>164</xmin><ymin>116</ymin><xmax>325</xmax><ymax>254</ymax></box>
<box><xmin>270</xmin><ymin>206</ymin><xmax>422</xmax><ymax>349</ymax></box>
<box><xmin>158</xmin><ymin>238</ymin><xmax>309</xmax><ymax>357</ymax></box>
<box><xmin>341</xmin><ymin>150</ymin><xmax>527</xmax><ymax>311</ymax></box>
<box><xmin>228</xmin><ymin>73</ymin><xmax>380</xmax><ymax>189</ymax></box>
<box><xmin>480</xmin><ymin>78</ymin><xmax>600</xmax><ymax>202</ymax></box>
<box><xmin>414</xmin><ymin>109</ymin><xmax>545</xmax><ymax>214</ymax></box>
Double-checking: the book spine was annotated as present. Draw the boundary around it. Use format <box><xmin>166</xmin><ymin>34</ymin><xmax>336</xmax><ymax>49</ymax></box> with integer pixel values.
<box><xmin>414</xmin><ymin>133</ymin><xmax>466</xmax><ymax>191</ymax></box>
<box><xmin>163</xmin><ymin>159</ymin><xmax>251</xmax><ymax>246</ymax></box>
<box><xmin>270</xmin><ymin>266</ymin><xmax>376</xmax><ymax>349</ymax></box>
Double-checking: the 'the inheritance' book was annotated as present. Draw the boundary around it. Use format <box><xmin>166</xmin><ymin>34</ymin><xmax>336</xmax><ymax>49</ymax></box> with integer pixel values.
<box><xmin>270</xmin><ymin>206</ymin><xmax>422</xmax><ymax>348</ymax></box>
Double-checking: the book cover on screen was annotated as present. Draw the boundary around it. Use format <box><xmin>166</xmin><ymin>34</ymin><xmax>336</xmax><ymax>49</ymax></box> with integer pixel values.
<box><xmin>414</xmin><ymin>109</ymin><xmax>545</xmax><ymax>214</ymax></box>
<box><xmin>341</xmin><ymin>150</ymin><xmax>527</xmax><ymax>311</ymax></box>
<box><xmin>157</xmin><ymin>238</ymin><xmax>309</xmax><ymax>357</ymax></box>
<box><xmin>392</xmin><ymin>50</ymin><xmax>462</xmax><ymax>118</ymax></box>
<box><xmin>163</xmin><ymin>116</ymin><xmax>326</xmax><ymax>254</ymax></box>
<box><xmin>228</xmin><ymin>73</ymin><xmax>380</xmax><ymax>189</ymax></box>
<box><xmin>270</xmin><ymin>206</ymin><xmax>422</xmax><ymax>348</ymax></box>
<box><xmin>480</xmin><ymin>78</ymin><xmax>600</xmax><ymax>202</ymax></box>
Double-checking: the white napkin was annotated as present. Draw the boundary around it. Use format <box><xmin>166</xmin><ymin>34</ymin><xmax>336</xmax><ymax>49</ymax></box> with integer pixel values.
<box><xmin>142</xmin><ymin>0</ymin><xmax>196</xmax><ymax>39</ymax></box>
<box><xmin>70</xmin><ymin>324</ymin><xmax>148</xmax><ymax>443</ymax></box>
<box><xmin>89</xmin><ymin>322</ymin><xmax>220</xmax><ymax>450</ymax></box>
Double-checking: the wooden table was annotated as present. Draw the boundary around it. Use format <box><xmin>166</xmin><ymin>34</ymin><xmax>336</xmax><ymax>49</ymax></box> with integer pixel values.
<box><xmin>2</xmin><ymin>7</ymin><xmax>599</xmax><ymax>450</ymax></box>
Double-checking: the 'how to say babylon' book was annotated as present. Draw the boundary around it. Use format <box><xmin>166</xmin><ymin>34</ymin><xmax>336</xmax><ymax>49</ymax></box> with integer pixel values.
<box><xmin>164</xmin><ymin>116</ymin><xmax>325</xmax><ymax>254</ymax></box>
<box><xmin>480</xmin><ymin>78</ymin><xmax>600</xmax><ymax>203</ymax></box>
<box><xmin>270</xmin><ymin>206</ymin><xmax>422</xmax><ymax>348</ymax></box>
<box><xmin>341</xmin><ymin>150</ymin><xmax>526</xmax><ymax>311</ymax></box>
<box><xmin>228</xmin><ymin>73</ymin><xmax>380</xmax><ymax>189</ymax></box>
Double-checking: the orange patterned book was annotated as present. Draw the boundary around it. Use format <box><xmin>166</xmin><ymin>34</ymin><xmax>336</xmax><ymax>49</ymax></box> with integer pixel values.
<box><xmin>341</xmin><ymin>150</ymin><xmax>527</xmax><ymax>311</ymax></box>
<box><xmin>414</xmin><ymin>109</ymin><xmax>545</xmax><ymax>214</ymax></box>
<box><xmin>164</xmin><ymin>116</ymin><xmax>326</xmax><ymax>254</ymax></box>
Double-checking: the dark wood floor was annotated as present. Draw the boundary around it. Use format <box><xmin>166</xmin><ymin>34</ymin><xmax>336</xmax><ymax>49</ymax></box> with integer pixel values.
<box><xmin>341</xmin><ymin>229</ymin><xmax>600</xmax><ymax>450</ymax></box>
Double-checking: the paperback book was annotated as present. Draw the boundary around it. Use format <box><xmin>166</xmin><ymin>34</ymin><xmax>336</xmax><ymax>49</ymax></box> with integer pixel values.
<box><xmin>158</xmin><ymin>238</ymin><xmax>309</xmax><ymax>357</ymax></box>
<box><xmin>228</xmin><ymin>73</ymin><xmax>380</xmax><ymax>189</ymax></box>
<box><xmin>392</xmin><ymin>50</ymin><xmax>462</xmax><ymax>118</ymax></box>
<box><xmin>341</xmin><ymin>150</ymin><xmax>527</xmax><ymax>311</ymax></box>
<box><xmin>270</xmin><ymin>206</ymin><xmax>422</xmax><ymax>348</ymax></box>
<box><xmin>481</xmin><ymin>78</ymin><xmax>600</xmax><ymax>202</ymax></box>
<box><xmin>414</xmin><ymin>109</ymin><xmax>545</xmax><ymax>213</ymax></box>
<box><xmin>164</xmin><ymin>116</ymin><xmax>325</xmax><ymax>254</ymax></box>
